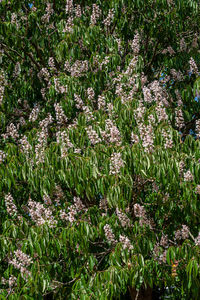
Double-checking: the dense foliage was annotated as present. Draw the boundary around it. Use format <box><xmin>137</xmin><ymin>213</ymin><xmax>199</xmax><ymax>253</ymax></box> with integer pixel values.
<box><xmin>0</xmin><ymin>0</ymin><xmax>200</xmax><ymax>299</ymax></box>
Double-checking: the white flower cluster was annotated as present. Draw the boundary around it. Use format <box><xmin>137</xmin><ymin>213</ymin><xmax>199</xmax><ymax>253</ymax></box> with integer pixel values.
<box><xmin>162</xmin><ymin>46</ymin><xmax>175</xmax><ymax>56</ymax></box>
<box><xmin>28</xmin><ymin>198</ymin><xmax>57</xmax><ymax>227</ymax></box>
<box><xmin>43</xmin><ymin>194</ymin><xmax>52</xmax><ymax>206</ymax></box>
<box><xmin>156</xmin><ymin>103</ymin><xmax>169</xmax><ymax>123</ymax></box>
<box><xmin>195</xmin><ymin>185</ymin><xmax>200</xmax><ymax>194</ymax></box>
<box><xmin>175</xmin><ymin>90</ymin><xmax>183</xmax><ymax>106</ymax></box>
<box><xmin>54</xmin><ymin>103</ymin><xmax>68</xmax><ymax>124</ymax></box>
<box><xmin>116</xmin><ymin>208</ymin><xmax>131</xmax><ymax>227</ymax></box>
<box><xmin>54</xmin><ymin>185</ymin><xmax>64</xmax><ymax>206</ymax></box>
<box><xmin>38</xmin><ymin>67</ymin><xmax>50</xmax><ymax>82</ymax></box>
<box><xmin>179</xmin><ymin>38</ymin><xmax>187</xmax><ymax>52</ymax></box>
<box><xmin>75</xmin><ymin>4</ymin><xmax>82</xmax><ymax>17</ymax></box>
<box><xmin>19</xmin><ymin>136</ymin><xmax>32</xmax><ymax>156</ymax></box>
<box><xmin>160</xmin><ymin>234</ymin><xmax>169</xmax><ymax>248</ymax></box>
<box><xmin>35</xmin><ymin>114</ymin><xmax>53</xmax><ymax>163</ymax></box>
<box><xmin>87</xmin><ymin>87</ymin><xmax>95</xmax><ymax>100</ymax></box>
<box><xmin>66</xmin><ymin>0</ymin><xmax>74</xmax><ymax>14</ymax></box>
<box><xmin>161</xmin><ymin>129</ymin><xmax>173</xmax><ymax>149</ymax></box>
<box><xmin>99</xmin><ymin>198</ymin><xmax>108</xmax><ymax>214</ymax></box>
<box><xmin>97</xmin><ymin>95</ymin><xmax>106</xmax><ymax>110</ymax></box>
<box><xmin>56</xmin><ymin>130</ymin><xmax>73</xmax><ymax>157</ymax></box>
<box><xmin>86</xmin><ymin>126</ymin><xmax>101</xmax><ymax>145</ymax></box>
<box><xmin>9</xmin><ymin>250</ymin><xmax>33</xmax><ymax>279</ymax></box>
<box><xmin>63</xmin><ymin>17</ymin><xmax>74</xmax><ymax>33</ymax></box>
<box><xmin>11</xmin><ymin>13</ymin><xmax>19</xmax><ymax>29</ymax></box>
<box><xmin>70</xmin><ymin>60</ymin><xmax>89</xmax><ymax>77</ymax></box>
<box><xmin>54</xmin><ymin>77</ymin><xmax>67</xmax><ymax>94</ymax></box>
<box><xmin>183</xmin><ymin>170</ymin><xmax>194</xmax><ymax>182</ymax></box>
<box><xmin>195</xmin><ymin>119</ymin><xmax>200</xmax><ymax>139</ymax></box>
<box><xmin>124</xmin><ymin>57</ymin><xmax>138</xmax><ymax>76</ymax></box>
<box><xmin>109</xmin><ymin>152</ymin><xmax>125</xmax><ymax>175</ymax></box>
<box><xmin>60</xmin><ymin>197</ymin><xmax>85</xmax><ymax>223</ymax></box>
<box><xmin>5</xmin><ymin>193</ymin><xmax>18</xmax><ymax>216</ymax></box>
<box><xmin>74</xmin><ymin>93</ymin><xmax>84</xmax><ymax>109</ymax></box>
<box><xmin>119</xmin><ymin>235</ymin><xmax>133</xmax><ymax>250</ymax></box>
<box><xmin>138</xmin><ymin>122</ymin><xmax>154</xmax><ymax>153</ymax></box>
<box><xmin>134</xmin><ymin>203</ymin><xmax>152</xmax><ymax>228</ymax></box>
<box><xmin>13</xmin><ymin>62</ymin><xmax>21</xmax><ymax>78</ymax></box>
<box><xmin>0</xmin><ymin>150</ymin><xmax>6</xmax><ymax>163</ymax></box>
<box><xmin>103</xmin><ymin>9</ymin><xmax>114</xmax><ymax>27</ymax></box>
<box><xmin>179</xmin><ymin>160</ymin><xmax>185</xmax><ymax>175</ymax></box>
<box><xmin>0</xmin><ymin>71</ymin><xmax>6</xmax><ymax>105</ymax></box>
<box><xmin>29</xmin><ymin>105</ymin><xmax>40</xmax><ymax>122</ymax></box>
<box><xmin>104</xmin><ymin>224</ymin><xmax>117</xmax><ymax>244</ymax></box>
<box><xmin>48</xmin><ymin>57</ymin><xmax>56</xmax><ymax>70</ymax></box>
<box><xmin>90</xmin><ymin>4</ymin><xmax>101</xmax><ymax>25</ymax></box>
<box><xmin>1</xmin><ymin>275</ymin><xmax>17</xmax><ymax>292</ymax></box>
<box><xmin>175</xmin><ymin>225</ymin><xmax>189</xmax><ymax>240</ymax></box>
<box><xmin>130</xmin><ymin>31</ymin><xmax>140</xmax><ymax>54</ymax></box>
<box><xmin>41</xmin><ymin>3</ymin><xmax>54</xmax><ymax>23</ymax></box>
<box><xmin>134</xmin><ymin>203</ymin><xmax>146</xmax><ymax>218</ymax></box>
<box><xmin>101</xmin><ymin>119</ymin><xmax>121</xmax><ymax>145</ymax></box>
<box><xmin>175</xmin><ymin>108</ymin><xmax>184</xmax><ymax>129</ymax></box>
<box><xmin>170</xmin><ymin>69</ymin><xmax>183</xmax><ymax>82</ymax></box>
<box><xmin>131</xmin><ymin>132</ymin><xmax>139</xmax><ymax>144</ymax></box>
<box><xmin>2</xmin><ymin>123</ymin><xmax>19</xmax><ymax>140</ymax></box>
<box><xmin>83</xmin><ymin>105</ymin><xmax>95</xmax><ymax>121</ymax></box>
<box><xmin>99</xmin><ymin>56</ymin><xmax>110</xmax><ymax>70</ymax></box>
<box><xmin>189</xmin><ymin>57</ymin><xmax>199</xmax><ymax>75</ymax></box>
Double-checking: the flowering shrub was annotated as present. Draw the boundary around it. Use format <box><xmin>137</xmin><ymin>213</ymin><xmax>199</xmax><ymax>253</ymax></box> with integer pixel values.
<box><xmin>0</xmin><ymin>1</ymin><xmax>200</xmax><ymax>299</ymax></box>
